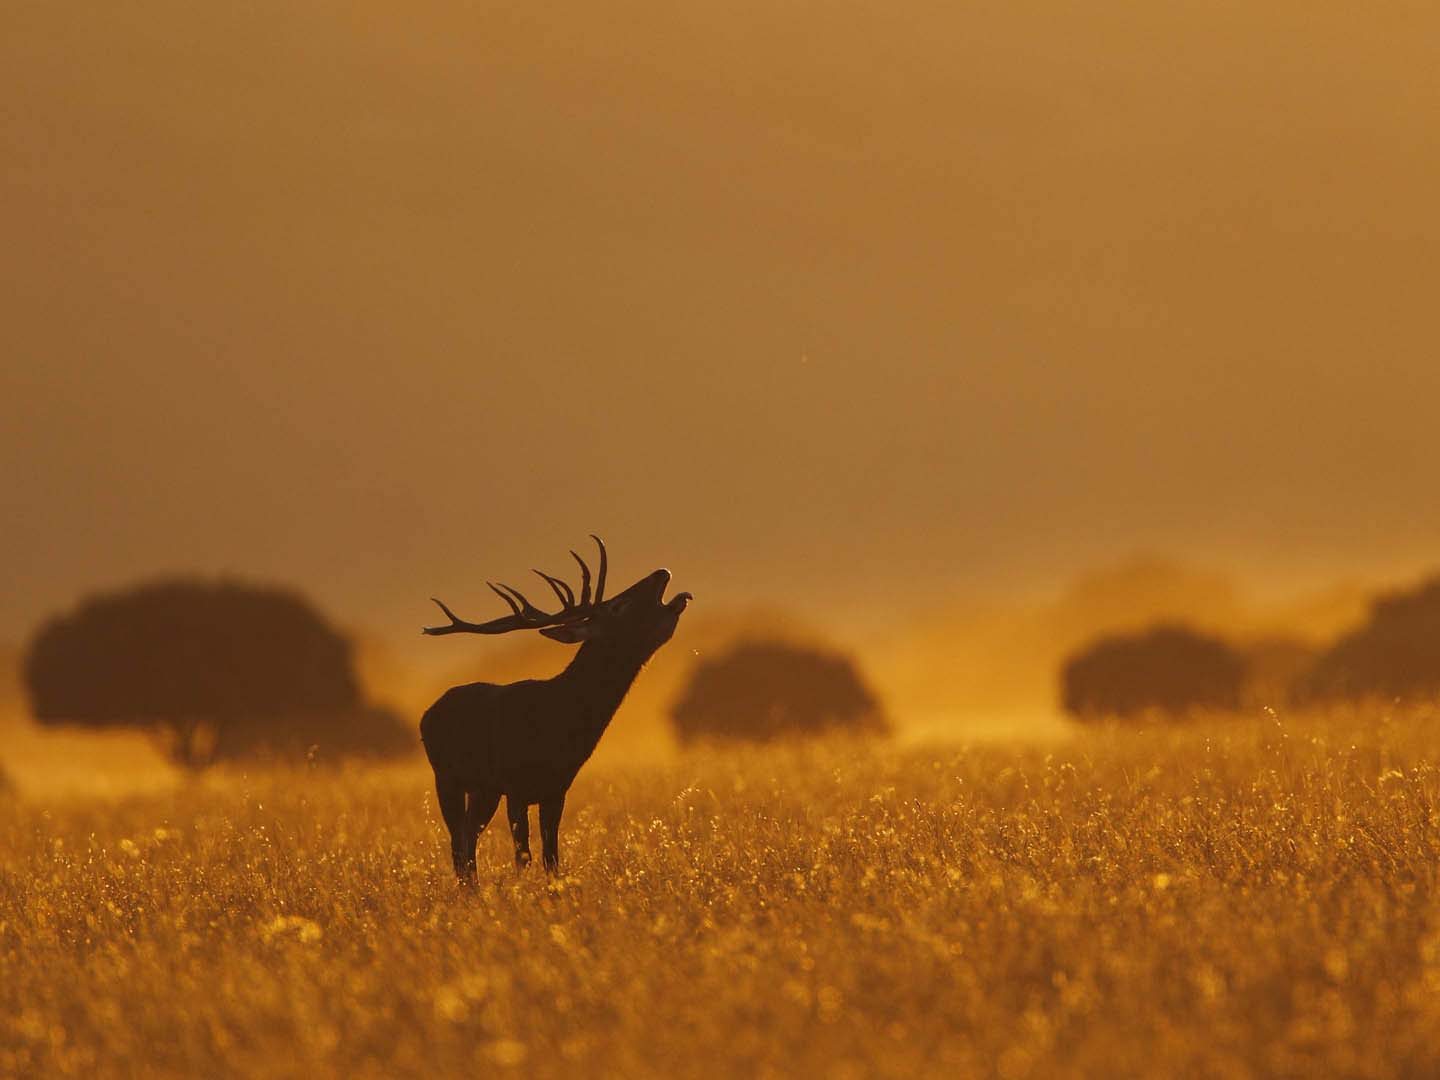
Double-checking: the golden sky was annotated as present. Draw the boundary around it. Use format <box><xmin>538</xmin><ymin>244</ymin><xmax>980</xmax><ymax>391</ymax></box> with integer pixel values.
<box><xmin>4</xmin><ymin>2</ymin><xmax>1439</xmax><ymax>657</ymax></box>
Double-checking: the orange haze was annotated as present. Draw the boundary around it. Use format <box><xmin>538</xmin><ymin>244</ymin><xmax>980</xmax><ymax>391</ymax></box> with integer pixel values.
<box><xmin>4</xmin><ymin>2</ymin><xmax>1438</xmax><ymax>719</ymax></box>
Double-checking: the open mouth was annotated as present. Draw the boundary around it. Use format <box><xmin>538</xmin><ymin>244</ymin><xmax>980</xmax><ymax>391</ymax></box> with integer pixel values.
<box><xmin>650</xmin><ymin>568</ymin><xmax>692</xmax><ymax>612</ymax></box>
<box><xmin>656</xmin><ymin>573</ymin><xmax>692</xmax><ymax>612</ymax></box>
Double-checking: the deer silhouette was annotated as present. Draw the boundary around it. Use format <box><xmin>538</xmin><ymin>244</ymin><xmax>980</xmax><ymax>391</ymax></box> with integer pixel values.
<box><xmin>419</xmin><ymin>536</ymin><xmax>691</xmax><ymax>879</ymax></box>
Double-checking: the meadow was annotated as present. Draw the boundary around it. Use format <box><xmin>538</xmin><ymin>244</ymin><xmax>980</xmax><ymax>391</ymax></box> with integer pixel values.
<box><xmin>4</xmin><ymin>711</ymin><xmax>1440</xmax><ymax>1079</ymax></box>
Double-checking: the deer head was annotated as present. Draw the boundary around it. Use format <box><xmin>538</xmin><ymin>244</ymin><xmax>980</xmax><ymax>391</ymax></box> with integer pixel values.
<box><xmin>422</xmin><ymin>535</ymin><xmax>692</xmax><ymax>650</ymax></box>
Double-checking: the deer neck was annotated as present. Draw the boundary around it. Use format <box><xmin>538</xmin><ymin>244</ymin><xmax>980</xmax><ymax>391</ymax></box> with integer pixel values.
<box><xmin>556</xmin><ymin>639</ymin><xmax>651</xmax><ymax>739</ymax></box>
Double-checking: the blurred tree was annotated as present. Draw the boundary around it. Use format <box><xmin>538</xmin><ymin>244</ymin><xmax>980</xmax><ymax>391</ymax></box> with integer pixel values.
<box><xmin>1060</xmin><ymin>624</ymin><xmax>1246</xmax><ymax>721</ymax></box>
<box><xmin>1298</xmin><ymin>575</ymin><xmax>1440</xmax><ymax>704</ymax></box>
<box><xmin>669</xmin><ymin>639</ymin><xmax>887</xmax><ymax>743</ymax></box>
<box><xmin>23</xmin><ymin>578</ymin><xmax>409</xmax><ymax>766</ymax></box>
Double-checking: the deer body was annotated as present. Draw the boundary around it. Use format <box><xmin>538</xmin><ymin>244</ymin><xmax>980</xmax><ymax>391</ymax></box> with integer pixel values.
<box><xmin>419</xmin><ymin>548</ymin><xmax>689</xmax><ymax>879</ymax></box>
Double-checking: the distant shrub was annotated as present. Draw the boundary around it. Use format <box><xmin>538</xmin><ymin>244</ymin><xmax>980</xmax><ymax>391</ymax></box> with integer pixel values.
<box><xmin>23</xmin><ymin>578</ymin><xmax>410</xmax><ymax>766</ymax></box>
<box><xmin>1298</xmin><ymin>575</ymin><xmax>1440</xmax><ymax>704</ymax></box>
<box><xmin>1061</xmin><ymin>624</ymin><xmax>1246</xmax><ymax>721</ymax></box>
<box><xmin>669</xmin><ymin>639</ymin><xmax>887</xmax><ymax>743</ymax></box>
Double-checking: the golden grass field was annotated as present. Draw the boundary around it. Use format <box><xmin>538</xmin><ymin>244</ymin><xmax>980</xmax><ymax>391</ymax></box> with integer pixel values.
<box><xmin>4</xmin><ymin>710</ymin><xmax>1440</xmax><ymax>1079</ymax></box>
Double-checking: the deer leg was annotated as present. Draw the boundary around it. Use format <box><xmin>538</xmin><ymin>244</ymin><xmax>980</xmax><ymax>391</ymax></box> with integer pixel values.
<box><xmin>506</xmin><ymin>796</ymin><xmax>532</xmax><ymax>870</ymax></box>
<box><xmin>539</xmin><ymin>793</ymin><xmax>566</xmax><ymax>875</ymax></box>
<box><xmin>435</xmin><ymin>776</ymin><xmax>472</xmax><ymax>883</ymax></box>
<box><xmin>464</xmin><ymin>789</ymin><xmax>501</xmax><ymax>871</ymax></box>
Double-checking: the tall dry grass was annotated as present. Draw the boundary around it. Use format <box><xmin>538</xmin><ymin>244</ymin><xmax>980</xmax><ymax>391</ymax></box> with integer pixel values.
<box><xmin>4</xmin><ymin>710</ymin><xmax>1440</xmax><ymax>1078</ymax></box>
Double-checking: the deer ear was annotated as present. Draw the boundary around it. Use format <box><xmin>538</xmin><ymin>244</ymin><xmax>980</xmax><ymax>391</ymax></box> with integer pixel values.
<box><xmin>540</xmin><ymin>623</ymin><xmax>592</xmax><ymax>644</ymax></box>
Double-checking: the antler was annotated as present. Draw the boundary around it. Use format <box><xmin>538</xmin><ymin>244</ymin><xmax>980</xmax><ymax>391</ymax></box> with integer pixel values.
<box><xmin>422</xmin><ymin>535</ymin><xmax>610</xmax><ymax>636</ymax></box>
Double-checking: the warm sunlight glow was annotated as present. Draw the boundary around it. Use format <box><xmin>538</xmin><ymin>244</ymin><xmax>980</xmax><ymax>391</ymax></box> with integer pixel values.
<box><xmin>3</xmin><ymin>3</ymin><xmax>1438</xmax><ymax>1076</ymax></box>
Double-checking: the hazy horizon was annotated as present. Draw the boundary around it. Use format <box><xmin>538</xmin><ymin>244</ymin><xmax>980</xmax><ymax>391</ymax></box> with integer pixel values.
<box><xmin>6</xmin><ymin>2</ymin><xmax>1439</xmax><ymax>666</ymax></box>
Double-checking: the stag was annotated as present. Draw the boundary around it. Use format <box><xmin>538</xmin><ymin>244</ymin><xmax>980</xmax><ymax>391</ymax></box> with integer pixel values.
<box><xmin>419</xmin><ymin>536</ymin><xmax>691</xmax><ymax>880</ymax></box>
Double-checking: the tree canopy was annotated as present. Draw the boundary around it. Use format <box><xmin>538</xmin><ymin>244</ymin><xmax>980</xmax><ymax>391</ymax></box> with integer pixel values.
<box><xmin>1061</xmin><ymin>624</ymin><xmax>1246</xmax><ymax>721</ymax></box>
<box><xmin>669</xmin><ymin>639</ymin><xmax>887</xmax><ymax>743</ymax></box>
<box><xmin>23</xmin><ymin>578</ymin><xmax>407</xmax><ymax>765</ymax></box>
<box><xmin>1298</xmin><ymin>575</ymin><xmax>1440</xmax><ymax>704</ymax></box>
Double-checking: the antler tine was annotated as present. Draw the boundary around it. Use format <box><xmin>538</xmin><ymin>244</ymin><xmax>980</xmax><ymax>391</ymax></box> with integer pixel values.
<box><xmin>495</xmin><ymin>582</ymin><xmax>552</xmax><ymax>621</ymax></box>
<box><xmin>487</xmin><ymin>582</ymin><xmax>522</xmax><ymax>616</ymax></box>
<box><xmin>423</xmin><ymin>596</ymin><xmax>530</xmax><ymax>636</ymax></box>
<box><xmin>532</xmin><ymin>568</ymin><xmax>576</xmax><ymax>610</ymax></box>
<box><xmin>569</xmin><ymin>550</ymin><xmax>592</xmax><ymax>606</ymax></box>
<box><xmin>430</xmin><ymin>597</ymin><xmax>465</xmax><ymax>624</ymax></box>
<box><xmin>591</xmin><ymin>534</ymin><xmax>608</xmax><ymax>604</ymax></box>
